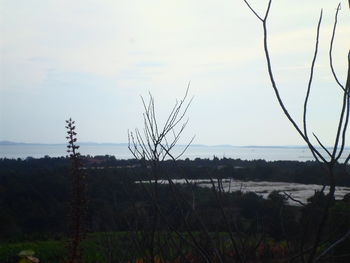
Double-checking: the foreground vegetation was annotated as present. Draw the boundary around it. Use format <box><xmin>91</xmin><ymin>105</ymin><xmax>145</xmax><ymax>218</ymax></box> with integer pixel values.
<box><xmin>1</xmin><ymin>156</ymin><xmax>350</xmax><ymax>262</ymax></box>
<box><xmin>1</xmin><ymin>156</ymin><xmax>350</xmax><ymax>238</ymax></box>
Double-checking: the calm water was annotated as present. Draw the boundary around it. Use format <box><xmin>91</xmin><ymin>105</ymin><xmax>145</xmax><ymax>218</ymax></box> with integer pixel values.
<box><xmin>3</xmin><ymin>144</ymin><xmax>350</xmax><ymax>203</ymax></box>
<box><xmin>0</xmin><ymin>144</ymin><xmax>349</xmax><ymax>161</ymax></box>
<box><xmin>167</xmin><ymin>179</ymin><xmax>350</xmax><ymax>205</ymax></box>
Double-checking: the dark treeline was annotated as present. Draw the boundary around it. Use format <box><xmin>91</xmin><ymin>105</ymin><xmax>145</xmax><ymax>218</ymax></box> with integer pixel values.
<box><xmin>1</xmin><ymin>155</ymin><xmax>349</xmax><ymax>185</ymax></box>
<box><xmin>0</xmin><ymin>156</ymin><xmax>349</xmax><ymax>241</ymax></box>
<box><xmin>1</xmin><ymin>156</ymin><xmax>350</xmax><ymax>262</ymax></box>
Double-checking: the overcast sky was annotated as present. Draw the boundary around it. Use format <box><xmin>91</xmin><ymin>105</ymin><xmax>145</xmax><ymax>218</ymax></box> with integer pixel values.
<box><xmin>1</xmin><ymin>0</ymin><xmax>349</xmax><ymax>146</ymax></box>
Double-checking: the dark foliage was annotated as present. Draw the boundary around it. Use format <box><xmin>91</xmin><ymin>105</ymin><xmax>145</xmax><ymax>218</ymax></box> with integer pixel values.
<box><xmin>0</xmin><ymin>156</ymin><xmax>349</xmax><ymax>245</ymax></box>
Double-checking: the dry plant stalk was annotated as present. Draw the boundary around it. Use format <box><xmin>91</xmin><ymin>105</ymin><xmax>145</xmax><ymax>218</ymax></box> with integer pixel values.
<box><xmin>66</xmin><ymin>118</ymin><xmax>87</xmax><ymax>263</ymax></box>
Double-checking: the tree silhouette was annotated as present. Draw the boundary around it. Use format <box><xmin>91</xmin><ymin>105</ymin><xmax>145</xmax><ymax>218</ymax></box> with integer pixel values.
<box><xmin>243</xmin><ymin>1</ymin><xmax>349</xmax><ymax>261</ymax></box>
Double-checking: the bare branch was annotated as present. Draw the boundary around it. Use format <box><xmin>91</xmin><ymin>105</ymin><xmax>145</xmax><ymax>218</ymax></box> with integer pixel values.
<box><xmin>244</xmin><ymin>2</ymin><xmax>350</xmax><ymax>261</ymax></box>
<box><xmin>243</xmin><ymin>0</ymin><xmax>264</xmax><ymax>21</ymax></box>
<box><xmin>337</xmin><ymin>51</ymin><xmax>350</xmax><ymax>162</ymax></box>
<box><xmin>329</xmin><ymin>3</ymin><xmax>345</xmax><ymax>91</ymax></box>
<box><xmin>315</xmin><ymin>229</ymin><xmax>350</xmax><ymax>261</ymax></box>
<box><xmin>331</xmin><ymin>71</ymin><xmax>350</xmax><ymax>160</ymax></box>
<box><xmin>150</xmin><ymin>94</ymin><xmax>160</xmax><ymax>138</ymax></box>
<box><xmin>313</xmin><ymin>133</ymin><xmax>332</xmax><ymax>159</ymax></box>
<box><xmin>282</xmin><ymin>191</ymin><xmax>306</xmax><ymax>207</ymax></box>
<box><xmin>263</xmin><ymin>0</ymin><xmax>272</xmax><ymax>21</ymax></box>
<box><xmin>304</xmin><ymin>10</ymin><xmax>323</xmax><ymax>140</ymax></box>
<box><xmin>261</xmin><ymin>13</ymin><xmax>327</xmax><ymax>163</ymax></box>
<box><xmin>345</xmin><ymin>153</ymin><xmax>350</xmax><ymax>165</ymax></box>
<box><xmin>335</xmin><ymin>94</ymin><xmax>350</xmax><ymax>161</ymax></box>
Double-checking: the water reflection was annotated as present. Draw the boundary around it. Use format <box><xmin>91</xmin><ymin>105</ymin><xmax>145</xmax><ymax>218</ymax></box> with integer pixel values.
<box><xmin>168</xmin><ymin>179</ymin><xmax>350</xmax><ymax>205</ymax></box>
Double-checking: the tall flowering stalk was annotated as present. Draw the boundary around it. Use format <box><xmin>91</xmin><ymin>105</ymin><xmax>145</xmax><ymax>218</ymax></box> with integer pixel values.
<box><xmin>66</xmin><ymin>118</ymin><xmax>87</xmax><ymax>263</ymax></box>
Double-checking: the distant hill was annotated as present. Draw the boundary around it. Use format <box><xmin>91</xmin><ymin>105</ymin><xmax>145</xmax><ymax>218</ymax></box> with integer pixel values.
<box><xmin>0</xmin><ymin>141</ymin><xmax>25</xmax><ymax>145</ymax></box>
<box><xmin>0</xmin><ymin>141</ymin><xmax>347</xmax><ymax>149</ymax></box>
<box><xmin>0</xmin><ymin>141</ymin><xmax>128</xmax><ymax>146</ymax></box>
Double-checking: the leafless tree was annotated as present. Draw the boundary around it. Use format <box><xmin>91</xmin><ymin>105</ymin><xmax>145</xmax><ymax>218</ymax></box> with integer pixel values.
<box><xmin>128</xmin><ymin>87</ymin><xmax>274</xmax><ymax>262</ymax></box>
<box><xmin>243</xmin><ymin>0</ymin><xmax>349</xmax><ymax>261</ymax></box>
<box><xmin>128</xmin><ymin>87</ymin><xmax>229</xmax><ymax>262</ymax></box>
<box><xmin>128</xmin><ymin>84</ymin><xmax>194</xmax><ymax>164</ymax></box>
<box><xmin>128</xmin><ymin>86</ymin><xmax>209</xmax><ymax>262</ymax></box>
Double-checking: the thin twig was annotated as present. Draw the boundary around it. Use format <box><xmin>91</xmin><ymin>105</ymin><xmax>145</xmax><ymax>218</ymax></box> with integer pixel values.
<box><xmin>315</xmin><ymin>229</ymin><xmax>350</xmax><ymax>261</ymax></box>
<box><xmin>282</xmin><ymin>191</ymin><xmax>306</xmax><ymax>207</ymax></box>
<box><xmin>329</xmin><ymin>3</ymin><xmax>345</xmax><ymax>91</ymax></box>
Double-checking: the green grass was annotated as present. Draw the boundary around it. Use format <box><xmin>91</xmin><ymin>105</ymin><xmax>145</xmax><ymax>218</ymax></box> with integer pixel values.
<box><xmin>1</xmin><ymin>232</ymin><xmax>287</xmax><ymax>263</ymax></box>
<box><xmin>0</xmin><ymin>240</ymin><xmax>65</xmax><ymax>263</ymax></box>
<box><xmin>0</xmin><ymin>232</ymin><xmax>139</xmax><ymax>263</ymax></box>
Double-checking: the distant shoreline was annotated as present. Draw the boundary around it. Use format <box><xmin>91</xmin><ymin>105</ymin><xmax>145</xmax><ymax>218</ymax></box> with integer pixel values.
<box><xmin>1</xmin><ymin>142</ymin><xmax>349</xmax><ymax>162</ymax></box>
<box><xmin>1</xmin><ymin>140</ymin><xmax>344</xmax><ymax>149</ymax></box>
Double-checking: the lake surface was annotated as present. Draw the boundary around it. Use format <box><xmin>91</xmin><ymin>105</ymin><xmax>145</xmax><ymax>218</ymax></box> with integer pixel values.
<box><xmin>168</xmin><ymin>179</ymin><xmax>350</xmax><ymax>205</ymax></box>
<box><xmin>1</xmin><ymin>144</ymin><xmax>349</xmax><ymax>161</ymax></box>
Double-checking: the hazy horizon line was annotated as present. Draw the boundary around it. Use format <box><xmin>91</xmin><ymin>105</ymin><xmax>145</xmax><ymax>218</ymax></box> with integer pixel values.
<box><xmin>1</xmin><ymin>140</ymin><xmax>346</xmax><ymax>149</ymax></box>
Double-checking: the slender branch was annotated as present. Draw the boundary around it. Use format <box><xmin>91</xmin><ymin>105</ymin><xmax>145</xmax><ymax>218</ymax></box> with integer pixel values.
<box><xmin>335</xmin><ymin>95</ymin><xmax>350</xmax><ymax>161</ymax></box>
<box><xmin>329</xmin><ymin>3</ymin><xmax>345</xmax><ymax>91</ymax></box>
<box><xmin>304</xmin><ymin>10</ymin><xmax>322</xmax><ymax>140</ymax></box>
<box><xmin>336</xmin><ymin>51</ymin><xmax>350</xmax><ymax>162</ymax></box>
<box><xmin>282</xmin><ymin>191</ymin><xmax>306</xmax><ymax>207</ymax></box>
<box><xmin>243</xmin><ymin>0</ymin><xmax>263</xmax><ymax>21</ymax></box>
<box><xmin>315</xmin><ymin>229</ymin><xmax>350</xmax><ymax>261</ymax></box>
<box><xmin>263</xmin><ymin>0</ymin><xmax>272</xmax><ymax>21</ymax></box>
<box><xmin>175</xmin><ymin>136</ymin><xmax>195</xmax><ymax>160</ymax></box>
<box><xmin>331</xmin><ymin>70</ymin><xmax>349</xmax><ymax>160</ymax></box>
<box><xmin>208</xmin><ymin>177</ymin><xmax>244</xmax><ymax>263</ymax></box>
<box><xmin>243</xmin><ymin>2</ymin><xmax>350</xmax><ymax>262</ymax></box>
<box><xmin>313</xmin><ymin>133</ymin><xmax>332</xmax><ymax>158</ymax></box>
<box><xmin>262</xmin><ymin>17</ymin><xmax>327</xmax><ymax>163</ymax></box>
<box><xmin>345</xmin><ymin>153</ymin><xmax>350</xmax><ymax>165</ymax></box>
